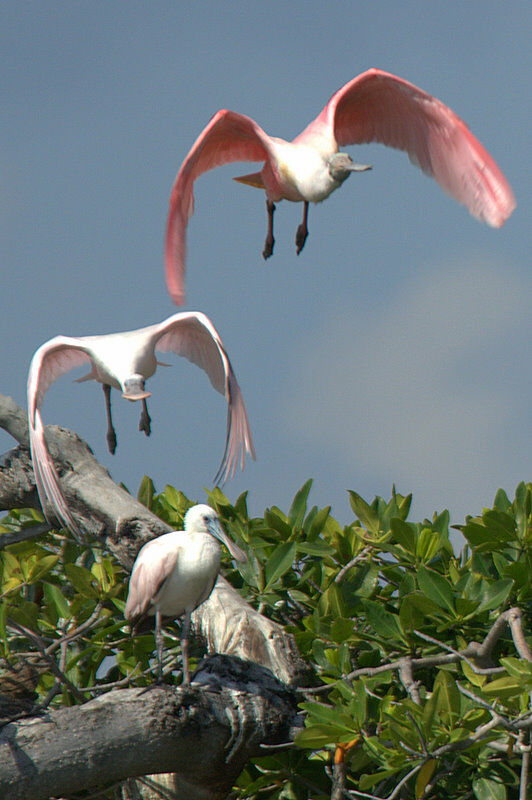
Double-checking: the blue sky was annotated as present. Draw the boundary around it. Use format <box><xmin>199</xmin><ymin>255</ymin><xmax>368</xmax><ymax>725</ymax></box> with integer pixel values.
<box><xmin>1</xmin><ymin>2</ymin><xmax>529</xmax><ymax>528</ymax></box>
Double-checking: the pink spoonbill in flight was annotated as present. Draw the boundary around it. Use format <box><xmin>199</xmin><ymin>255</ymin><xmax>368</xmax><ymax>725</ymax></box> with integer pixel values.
<box><xmin>125</xmin><ymin>503</ymin><xmax>245</xmax><ymax>684</ymax></box>
<box><xmin>165</xmin><ymin>68</ymin><xmax>515</xmax><ymax>305</ymax></box>
<box><xmin>27</xmin><ymin>312</ymin><xmax>255</xmax><ymax>539</ymax></box>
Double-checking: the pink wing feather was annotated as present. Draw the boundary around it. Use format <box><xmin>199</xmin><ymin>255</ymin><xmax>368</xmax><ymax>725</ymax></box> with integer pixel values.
<box><xmin>165</xmin><ymin>110</ymin><xmax>272</xmax><ymax>305</ymax></box>
<box><xmin>125</xmin><ymin>537</ymin><xmax>179</xmax><ymax>622</ymax></box>
<box><xmin>27</xmin><ymin>337</ymin><xmax>93</xmax><ymax>539</ymax></box>
<box><xmin>151</xmin><ymin>311</ymin><xmax>255</xmax><ymax>483</ymax></box>
<box><xmin>297</xmin><ymin>68</ymin><xmax>515</xmax><ymax>227</ymax></box>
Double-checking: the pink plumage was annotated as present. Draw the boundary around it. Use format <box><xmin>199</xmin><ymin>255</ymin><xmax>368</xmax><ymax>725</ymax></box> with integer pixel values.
<box><xmin>165</xmin><ymin>68</ymin><xmax>515</xmax><ymax>306</ymax></box>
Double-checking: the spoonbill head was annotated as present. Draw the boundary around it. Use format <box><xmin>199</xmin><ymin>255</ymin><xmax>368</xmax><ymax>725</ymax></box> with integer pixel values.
<box><xmin>27</xmin><ymin>313</ymin><xmax>255</xmax><ymax>540</ymax></box>
<box><xmin>121</xmin><ymin>374</ymin><xmax>152</xmax><ymax>402</ymax></box>
<box><xmin>165</xmin><ymin>67</ymin><xmax>515</xmax><ymax>305</ymax></box>
<box><xmin>125</xmin><ymin>503</ymin><xmax>245</xmax><ymax>684</ymax></box>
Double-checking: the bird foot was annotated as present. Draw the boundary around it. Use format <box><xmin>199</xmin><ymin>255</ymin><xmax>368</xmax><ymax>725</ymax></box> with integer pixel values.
<box><xmin>139</xmin><ymin>412</ymin><xmax>151</xmax><ymax>437</ymax></box>
<box><xmin>106</xmin><ymin>430</ymin><xmax>117</xmax><ymax>455</ymax></box>
<box><xmin>262</xmin><ymin>235</ymin><xmax>274</xmax><ymax>260</ymax></box>
<box><xmin>295</xmin><ymin>224</ymin><xmax>308</xmax><ymax>255</ymax></box>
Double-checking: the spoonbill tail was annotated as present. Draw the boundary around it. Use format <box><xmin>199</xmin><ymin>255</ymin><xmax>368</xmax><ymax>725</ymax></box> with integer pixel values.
<box><xmin>166</xmin><ymin>68</ymin><xmax>515</xmax><ymax>305</ymax></box>
<box><xmin>125</xmin><ymin>504</ymin><xmax>245</xmax><ymax>684</ymax></box>
<box><xmin>27</xmin><ymin>312</ymin><xmax>255</xmax><ymax>539</ymax></box>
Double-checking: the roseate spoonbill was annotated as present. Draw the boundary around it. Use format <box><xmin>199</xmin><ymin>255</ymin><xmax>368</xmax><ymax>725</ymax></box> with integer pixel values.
<box><xmin>125</xmin><ymin>504</ymin><xmax>245</xmax><ymax>684</ymax></box>
<box><xmin>166</xmin><ymin>68</ymin><xmax>515</xmax><ymax>305</ymax></box>
<box><xmin>27</xmin><ymin>312</ymin><xmax>255</xmax><ymax>539</ymax></box>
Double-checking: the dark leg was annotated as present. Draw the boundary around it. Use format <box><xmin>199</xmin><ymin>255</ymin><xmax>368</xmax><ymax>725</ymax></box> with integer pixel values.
<box><xmin>295</xmin><ymin>201</ymin><xmax>309</xmax><ymax>255</ymax></box>
<box><xmin>139</xmin><ymin>398</ymin><xmax>151</xmax><ymax>437</ymax></box>
<box><xmin>181</xmin><ymin>610</ymin><xmax>191</xmax><ymax>686</ymax></box>
<box><xmin>155</xmin><ymin>608</ymin><xmax>163</xmax><ymax>684</ymax></box>
<box><xmin>103</xmin><ymin>384</ymin><xmax>117</xmax><ymax>454</ymax></box>
<box><xmin>262</xmin><ymin>200</ymin><xmax>276</xmax><ymax>260</ymax></box>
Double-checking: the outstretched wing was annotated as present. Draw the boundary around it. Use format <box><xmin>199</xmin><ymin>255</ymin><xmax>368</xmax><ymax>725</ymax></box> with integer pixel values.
<box><xmin>150</xmin><ymin>311</ymin><xmax>256</xmax><ymax>483</ymax></box>
<box><xmin>125</xmin><ymin>537</ymin><xmax>180</xmax><ymax>623</ymax></box>
<box><xmin>165</xmin><ymin>109</ymin><xmax>271</xmax><ymax>305</ymax></box>
<box><xmin>27</xmin><ymin>336</ymin><xmax>93</xmax><ymax>540</ymax></box>
<box><xmin>297</xmin><ymin>68</ymin><xmax>515</xmax><ymax>228</ymax></box>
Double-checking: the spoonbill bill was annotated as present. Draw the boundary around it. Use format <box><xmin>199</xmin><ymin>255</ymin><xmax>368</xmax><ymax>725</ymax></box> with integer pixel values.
<box><xmin>125</xmin><ymin>503</ymin><xmax>245</xmax><ymax>684</ymax></box>
<box><xmin>27</xmin><ymin>312</ymin><xmax>255</xmax><ymax>539</ymax></box>
<box><xmin>166</xmin><ymin>68</ymin><xmax>515</xmax><ymax>305</ymax></box>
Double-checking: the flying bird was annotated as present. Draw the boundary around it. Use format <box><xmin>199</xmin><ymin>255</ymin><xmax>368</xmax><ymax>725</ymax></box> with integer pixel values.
<box><xmin>166</xmin><ymin>67</ymin><xmax>515</xmax><ymax>305</ymax></box>
<box><xmin>125</xmin><ymin>503</ymin><xmax>245</xmax><ymax>684</ymax></box>
<box><xmin>27</xmin><ymin>312</ymin><xmax>255</xmax><ymax>539</ymax></box>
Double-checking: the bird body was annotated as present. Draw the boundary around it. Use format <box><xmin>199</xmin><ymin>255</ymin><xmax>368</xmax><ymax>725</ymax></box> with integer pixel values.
<box><xmin>125</xmin><ymin>504</ymin><xmax>245</xmax><ymax>683</ymax></box>
<box><xmin>125</xmin><ymin>529</ymin><xmax>221</xmax><ymax>621</ymax></box>
<box><xmin>165</xmin><ymin>68</ymin><xmax>515</xmax><ymax>305</ymax></box>
<box><xmin>72</xmin><ymin>329</ymin><xmax>159</xmax><ymax>397</ymax></box>
<box><xmin>27</xmin><ymin>312</ymin><xmax>255</xmax><ymax>539</ymax></box>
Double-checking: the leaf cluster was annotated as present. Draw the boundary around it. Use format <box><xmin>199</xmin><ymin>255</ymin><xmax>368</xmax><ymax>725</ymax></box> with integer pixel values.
<box><xmin>1</xmin><ymin>480</ymin><xmax>531</xmax><ymax>799</ymax></box>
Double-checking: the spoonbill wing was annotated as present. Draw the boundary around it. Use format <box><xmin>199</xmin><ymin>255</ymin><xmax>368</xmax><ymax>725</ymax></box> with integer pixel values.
<box><xmin>165</xmin><ymin>110</ymin><xmax>272</xmax><ymax>305</ymax></box>
<box><xmin>298</xmin><ymin>68</ymin><xmax>515</xmax><ymax>228</ymax></box>
<box><xmin>125</xmin><ymin>537</ymin><xmax>180</xmax><ymax>623</ymax></box>
<box><xmin>150</xmin><ymin>311</ymin><xmax>256</xmax><ymax>483</ymax></box>
<box><xmin>27</xmin><ymin>337</ymin><xmax>93</xmax><ymax>539</ymax></box>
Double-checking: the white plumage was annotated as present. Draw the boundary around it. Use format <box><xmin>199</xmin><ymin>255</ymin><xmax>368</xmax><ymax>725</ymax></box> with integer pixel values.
<box><xmin>27</xmin><ymin>312</ymin><xmax>255</xmax><ymax>539</ymax></box>
<box><xmin>125</xmin><ymin>504</ymin><xmax>245</xmax><ymax>684</ymax></box>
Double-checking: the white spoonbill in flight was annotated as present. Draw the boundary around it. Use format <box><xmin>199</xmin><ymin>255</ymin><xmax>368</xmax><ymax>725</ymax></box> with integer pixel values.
<box><xmin>125</xmin><ymin>503</ymin><xmax>245</xmax><ymax>684</ymax></box>
<box><xmin>27</xmin><ymin>312</ymin><xmax>255</xmax><ymax>539</ymax></box>
<box><xmin>166</xmin><ymin>68</ymin><xmax>515</xmax><ymax>305</ymax></box>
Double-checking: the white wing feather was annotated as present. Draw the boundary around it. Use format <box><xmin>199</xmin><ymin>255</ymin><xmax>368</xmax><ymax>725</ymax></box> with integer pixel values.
<box><xmin>150</xmin><ymin>312</ymin><xmax>255</xmax><ymax>483</ymax></box>
<box><xmin>27</xmin><ymin>337</ymin><xmax>93</xmax><ymax>539</ymax></box>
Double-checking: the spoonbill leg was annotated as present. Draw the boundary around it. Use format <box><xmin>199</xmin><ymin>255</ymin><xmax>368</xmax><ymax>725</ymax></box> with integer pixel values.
<box><xmin>103</xmin><ymin>384</ymin><xmax>117</xmax><ymax>455</ymax></box>
<box><xmin>138</xmin><ymin>398</ymin><xmax>151</xmax><ymax>437</ymax></box>
<box><xmin>295</xmin><ymin>201</ymin><xmax>309</xmax><ymax>255</ymax></box>
<box><xmin>262</xmin><ymin>200</ymin><xmax>276</xmax><ymax>260</ymax></box>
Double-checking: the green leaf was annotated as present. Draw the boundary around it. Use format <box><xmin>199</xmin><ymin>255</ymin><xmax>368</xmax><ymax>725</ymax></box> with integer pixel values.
<box><xmin>365</xmin><ymin>601</ymin><xmax>405</xmax><ymax>641</ymax></box>
<box><xmin>65</xmin><ymin>564</ymin><xmax>97</xmax><ymax>597</ymax></box>
<box><xmin>415</xmin><ymin>759</ymin><xmax>437</xmax><ymax>799</ymax></box>
<box><xmin>390</xmin><ymin>518</ymin><xmax>416</xmax><ymax>552</ymax></box>
<box><xmin>417</xmin><ymin>565</ymin><xmax>455</xmax><ymax>613</ymax></box>
<box><xmin>288</xmin><ymin>480</ymin><xmax>312</xmax><ymax>529</ymax></box>
<box><xmin>264</xmin><ymin>509</ymin><xmax>292</xmax><ymax>539</ymax></box>
<box><xmin>28</xmin><ymin>554</ymin><xmax>59</xmax><ymax>583</ymax></box>
<box><xmin>307</xmin><ymin>506</ymin><xmax>331</xmax><ymax>540</ymax></box>
<box><xmin>476</xmin><ymin>579</ymin><xmax>514</xmax><ymax>612</ymax></box>
<box><xmin>472</xmin><ymin>777</ymin><xmax>507</xmax><ymax>800</ymax></box>
<box><xmin>137</xmin><ymin>475</ymin><xmax>156</xmax><ymax>509</ymax></box>
<box><xmin>433</xmin><ymin>671</ymin><xmax>460</xmax><ymax>724</ymax></box>
<box><xmin>348</xmin><ymin>492</ymin><xmax>379</xmax><ymax>534</ymax></box>
<box><xmin>44</xmin><ymin>583</ymin><xmax>71</xmax><ymax>619</ymax></box>
<box><xmin>481</xmin><ymin>675</ymin><xmax>526</xmax><ymax>699</ymax></box>
<box><xmin>264</xmin><ymin>542</ymin><xmax>296</xmax><ymax>588</ymax></box>
<box><xmin>416</xmin><ymin>527</ymin><xmax>444</xmax><ymax>562</ymax></box>
<box><xmin>295</xmin><ymin>724</ymin><xmax>347</xmax><ymax>748</ymax></box>
<box><xmin>297</xmin><ymin>540</ymin><xmax>334</xmax><ymax>557</ymax></box>
<box><xmin>330</xmin><ymin>617</ymin><xmax>353</xmax><ymax>643</ymax></box>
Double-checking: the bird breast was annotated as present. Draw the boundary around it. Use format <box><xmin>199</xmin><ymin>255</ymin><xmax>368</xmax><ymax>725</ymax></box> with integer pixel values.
<box><xmin>156</xmin><ymin>532</ymin><xmax>221</xmax><ymax>617</ymax></box>
<box><xmin>268</xmin><ymin>142</ymin><xmax>340</xmax><ymax>203</ymax></box>
<box><xmin>87</xmin><ymin>332</ymin><xmax>158</xmax><ymax>388</ymax></box>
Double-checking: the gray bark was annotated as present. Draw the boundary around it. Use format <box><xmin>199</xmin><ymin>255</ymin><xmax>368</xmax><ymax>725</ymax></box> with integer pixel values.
<box><xmin>0</xmin><ymin>657</ymin><xmax>301</xmax><ymax>800</ymax></box>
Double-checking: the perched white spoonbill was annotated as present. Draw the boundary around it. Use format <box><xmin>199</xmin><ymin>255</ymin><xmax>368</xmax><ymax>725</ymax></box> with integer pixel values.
<box><xmin>166</xmin><ymin>67</ymin><xmax>515</xmax><ymax>305</ymax></box>
<box><xmin>27</xmin><ymin>312</ymin><xmax>255</xmax><ymax>539</ymax></box>
<box><xmin>125</xmin><ymin>504</ymin><xmax>245</xmax><ymax>684</ymax></box>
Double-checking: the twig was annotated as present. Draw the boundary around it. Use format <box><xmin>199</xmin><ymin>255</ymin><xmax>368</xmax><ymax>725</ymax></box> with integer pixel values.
<box><xmin>398</xmin><ymin>658</ymin><xmax>421</xmax><ymax>705</ymax></box>
<box><xmin>8</xmin><ymin>622</ymin><xmax>86</xmax><ymax>703</ymax></box>
<box><xmin>519</xmin><ymin>731</ymin><xmax>530</xmax><ymax>800</ymax></box>
<box><xmin>335</xmin><ymin>549</ymin><xmax>371</xmax><ymax>584</ymax></box>
<box><xmin>413</xmin><ymin>629</ymin><xmax>503</xmax><ymax>675</ymax></box>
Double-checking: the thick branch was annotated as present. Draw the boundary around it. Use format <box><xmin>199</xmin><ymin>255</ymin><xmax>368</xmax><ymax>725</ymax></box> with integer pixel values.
<box><xmin>0</xmin><ymin>656</ymin><xmax>300</xmax><ymax>800</ymax></box>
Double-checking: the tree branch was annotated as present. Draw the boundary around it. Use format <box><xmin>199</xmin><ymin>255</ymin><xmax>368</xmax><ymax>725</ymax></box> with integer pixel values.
<box><xmin>0</xmin><ymin>656</ymin><xmax>300</xmax><ymax>800</ymax></box>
